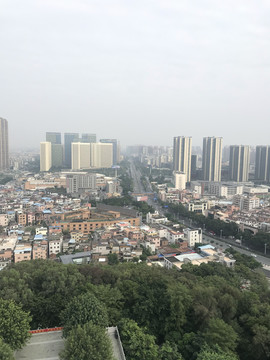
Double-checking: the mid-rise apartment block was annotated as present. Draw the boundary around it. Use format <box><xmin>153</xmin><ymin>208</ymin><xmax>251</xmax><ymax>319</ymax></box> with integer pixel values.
<box><xmin>174</xmin><ymin>171</ymin><xmax>186</xmax><ymax>191</ymax></box>
<box><xmin>66</xmin><ymin>173</ymin><xmax>96</xmax><ymax>194</ymax></box>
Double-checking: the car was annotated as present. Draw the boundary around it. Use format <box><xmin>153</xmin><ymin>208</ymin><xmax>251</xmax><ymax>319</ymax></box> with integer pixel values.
<box><xmin>250</xmin><ymin>253</ymin><xmax>257</xmax><ymax>258</ymax></box>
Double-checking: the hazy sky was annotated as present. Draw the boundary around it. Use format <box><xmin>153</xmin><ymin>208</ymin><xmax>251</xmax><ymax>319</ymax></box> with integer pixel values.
<box><xmin>1</xmin><ymin>0</ymin><xmax>270</xmax><ymax>150</ymax></box>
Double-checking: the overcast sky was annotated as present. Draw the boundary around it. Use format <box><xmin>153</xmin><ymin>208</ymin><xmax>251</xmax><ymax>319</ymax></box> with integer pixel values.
<box><xmin>1</xmin><ymin>0</ymin><xmax>270</xmax><ymax>150</ymax></box>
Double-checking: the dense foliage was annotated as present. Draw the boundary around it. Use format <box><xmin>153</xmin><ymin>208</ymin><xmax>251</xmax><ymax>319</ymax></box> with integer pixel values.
<box><xmin>0</xmin><ymin>338</ymin><xmax>15</xmax><ymax>360</ymax></box>
<box><xmin>60</xmin><ymin>292</ymin><xmax>109</xmax><ymax>336</ymax></box>
<box><xmin>0</xmin><ymin>254</ymin><xmax>269</xmax><ymax>359</ymax></box>
<box><xmin>0</xmin><ymin>299</ymin><xmax>31</xmax><ymax>350</ymax></box>
<box><xmin>60</xmin><ymin>322</ymin><xmax>114</xmax><ymax>360</ymax></box>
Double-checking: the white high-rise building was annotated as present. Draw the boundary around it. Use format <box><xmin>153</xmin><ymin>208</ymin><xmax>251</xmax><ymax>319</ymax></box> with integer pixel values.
<box><xmin>174</xmin><ymin>171</ymin><xmax>186</xmax><ymax>191</ymax></box>
<box><xmin>229</xmin><ymin>145</ymin><xmax>250</xmax><ymax>182</ymax></box>
<box><xmin>173</xmin><ymin>136</ymin><xmax>192</xmax><ymax>182</ymax></box>
<box><xmin>202</xmin><ymin>137</ymin><xmax>223</xmax><ymax>181</ymax></box>
<box><xmin>71</xmin><ymin>143</ymin><xmax>91</xmax><ymax>170</ymax></box>
<box><xmin>90</xmin><ymin>143</ymin><xmax>113</xmax><ymax>168</ymax></box>
<box><xmin>71</xmin><ymin>142</ymin><xmax>113</xmax><ymax>170</ymax></box>
<box><xmin>40</xmin><ymin>142</ymin><xmax>52</xmax><ymax>172</ymax></box>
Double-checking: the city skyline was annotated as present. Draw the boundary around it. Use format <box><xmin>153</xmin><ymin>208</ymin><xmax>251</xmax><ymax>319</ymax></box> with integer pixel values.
<box><xmin>1</xmin><ymin>1</ymin><xmax>270</xmax><ymax>150</ymax></box>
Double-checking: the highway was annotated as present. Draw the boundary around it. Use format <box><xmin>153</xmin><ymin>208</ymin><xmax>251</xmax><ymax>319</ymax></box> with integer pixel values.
<box><xmin>129</xmin><ymin>160</ymin><xmax>145</xmax><ymax>194</ymax></box>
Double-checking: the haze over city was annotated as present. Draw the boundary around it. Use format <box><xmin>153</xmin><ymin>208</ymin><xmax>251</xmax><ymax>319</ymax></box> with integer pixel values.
<box><xmin>1</xmin><ymin>0</ymin><xmax>270</xmax><ymax>150</ymax></box>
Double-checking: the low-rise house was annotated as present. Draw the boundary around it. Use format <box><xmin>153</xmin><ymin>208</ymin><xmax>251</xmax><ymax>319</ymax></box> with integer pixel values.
<box><xmin>14</xmin><ymin>243</ymin><xmax>32</xmax><ymax>263</ymax></box>
<box><xmin>49</xmin><ymin>237</ymin><xmax>63</xmax><ymax>257</ymax></box>
<box><xmin>32</xmin><ymin>241</ymin><xmax>48</xmax><ymax>260</ymax></box>
<box><xmin>184</xmin><ymin>228</ymin><xmax>202</xmax><ymax>248</ymax></box>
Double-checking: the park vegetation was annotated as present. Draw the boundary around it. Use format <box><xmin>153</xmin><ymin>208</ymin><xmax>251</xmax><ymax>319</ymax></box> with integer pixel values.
<box><xmin>0</xmin><ymin>252</ymin><xmax>269</xmax><ymax>359</ymax></box>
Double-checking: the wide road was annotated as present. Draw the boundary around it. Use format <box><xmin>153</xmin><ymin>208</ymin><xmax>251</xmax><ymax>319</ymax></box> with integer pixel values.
<box><xmin>129</xmin><ymin>160</ymin><xmax>145</xmax><ymax>194</ymax></box>
<box><xmin>127</xmin><ymin>160</ymin><xmax>270</xmax><ymax>268</ymax></box>
<box><xmin>180</xmin><ymin>218</ymin><xmax>270</xmax><ymax>268</ymax></box>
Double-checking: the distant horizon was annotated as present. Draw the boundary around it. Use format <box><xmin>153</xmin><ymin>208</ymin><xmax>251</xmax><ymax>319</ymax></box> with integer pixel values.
<box><xmin>2</xmin><ymin>1</ymin><xmax>270</xmax><ymax>149</ymax></box>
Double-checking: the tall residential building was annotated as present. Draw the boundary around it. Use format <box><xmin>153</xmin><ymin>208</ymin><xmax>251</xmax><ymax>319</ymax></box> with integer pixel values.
<box><xmin>255</xmin><ymin>146</ymin><xmax>270</xmax><ymax>182</ymax></box>
<box><xmin>40</xmin><ymin>142</ymin><xmax>52</xmax><ymax>172</ymax></box>
<box><xmin>51</xmin><ymin>144</ymin><xmax>63</xmax><ymax>168</ymax></box>
<box><xmin>191</xmin><ymin>154</ymin><xmax>198</xmax><ymax>178</ymax></box>
<box><xmin>202</xmin><ymin>137</ymin><xmax>223</xmax><ymax>181</ymax></box>
<box><xmin>91</xmin><ymin>143</ymin><xmax>113</xmax><ymax>168</ymax></box>
<box><xmin>100</xmin><ymin>139</ymin><xmax>118</xmax><ymax>165</ymax></box>
<box><xmin>46</xmin><ymin>132</ymin><xmax>61</xmax><ymax>144</ymax></box>
<box><xmin>64</xmin><ymin>133</ymin><xmax>79</xmax><ymax>168</ymax></box>
<box><xmin>71</xmin><ymin>142</ymin><xmax>113</xmax><ymax>170</ymax></box>
<box><xmin>229</xmin><ymin>145</ymin><xmax>250</xmax><ymax>182</ymax></box>
<box><xmin>81</xmin><ymin>133</ymin><xmax>96</xmax><ymax>143</ymax></box>
<box><xmin>71</xmin><ymin>143</ymin><xmax>91</xmax><ymax>170</ymax></box>
<box><xmin>0</xmin><ymin>118</ymin><xmax>9</xmax><ymax>170</ymax></box>
<box><xmin>173</xmin><ymin>136</ymin><xmax>192</xmax><ymax>182</ymax></box>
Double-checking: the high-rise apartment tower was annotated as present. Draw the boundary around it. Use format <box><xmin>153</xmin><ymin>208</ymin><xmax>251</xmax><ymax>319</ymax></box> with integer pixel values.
<box><xmin>202</xmin><ymin>137</ymin><xmax>223</xmax><ymax>181</ymax></box>
<box><xmin>173</xmin><ymin>136</ymin><xmax>192</xmax><ymax>182</ymax></box>
<box><xmin>64</xmin><ymin>133</ymin><xmax>79</xmax><ymax>168</ymax></box>
<box><xmin>229</xmin><ymin>145</ymin><xmax>250</xmax><ymax>182</ymax></box>
<box><xmin>0</xmin><ymin>118</ymin><xmax>9</xmax><ymax>170</ymax></box>
<box><xmin>40</xmin><ymin>142</ymin><xmax>52</xmax><ymax>172</ymax></box>
<box><xmin>100</xmin><ymin>139</ymin><xmax>118</xmax><ymax>165</ymax></box>
<box><xmin>46</xmin><ymin>132</ymin><xmax>61</xmax><ymax>144</ymax></box>
<box><xmin>255</xmin><ymin>146</ymin><xmax>270</xmax><ymax>182</ymax></box>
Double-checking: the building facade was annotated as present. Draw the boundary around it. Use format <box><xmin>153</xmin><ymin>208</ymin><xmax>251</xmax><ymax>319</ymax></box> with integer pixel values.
<box><xmin>0</xmin><ymin>118</ymin><xmax>9</xmax><ymax>170</ymax></box>
<box><xmin>100</xmin><ymin>139</ymin><xmax>118</xmax><ymax>165</ymax></box>
<box><xmin>40</xmin><ymin>142</ymin><xmax>52</xmax><ymax>172</ymax></box>
<box><xmin>46</xmin><ymin>132</ymin><xmax>61</xmax><ymax>144</ymax></box>
<box><xmin>229</xmin><ymin>145</ymin><xmax>250</xmax><ymax>182</ymax></box>
<box><xmin>255</xmin><ymin>146</ymin><xmax>270</xmax><ymax>182</ymax></box>
<box><xmin>173</xmin><ymin>136</ymin><xmax>192</xmax><ymax>182</ymax></box>
<box><xmin>64</xmin><ymin>133</ymin><xmax>79</xmax><ymax>168</ymax></box>
<box><xmin>174</xmin><ymin>171</ymin><xmax>186</xmax><ymax>191</ymax></box>
<box><xmin>202</xmin><ymin>137</ymin><xmax>223</xmax><ymax>181</ymax></box>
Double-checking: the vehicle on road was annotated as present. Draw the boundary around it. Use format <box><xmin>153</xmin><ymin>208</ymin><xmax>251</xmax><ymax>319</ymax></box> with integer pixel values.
<box><xmin>251</xmin><ymin>253</ymin><xmax>257</xmax><ymax>258</ymax></box>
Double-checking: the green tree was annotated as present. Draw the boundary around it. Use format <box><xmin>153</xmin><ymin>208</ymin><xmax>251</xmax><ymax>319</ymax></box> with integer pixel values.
<box><xmin>61</xmin><ymin>292</ymin><xmax>108</xmax><ymax>337</ymax></box>
<box><xmin>159</xmin><ymin>341</ymin><xmax>183</xmax><ymax>360</ymax></box>
<box><xmin>60</xmin><ymin>322</ymin><xmax>114</xmax><ymax>360</ymax></box>
<box><xmin>118</xmin><ymin>318</ymin><xmax>159</xmax><ymax>360</ymax></box>
<box><xmin>0</xmin><ymin>338</ymin><xmax>14</xmax><ymax>360</ymax></box>
<box><xmin>202</xmin><ymin>318</ymin><xmax>238</xmax><ymax>353</ymax></box>
<box><xmin>108</xmin><ymin>253</ymin><xmax>119</xmax><ymax>265</ymax></box>
<box><xmin>196</xmin><ymin>345</ymin><xmax>238</xmax><ymax>360</ymax></box>
<box><xmin>0</xmin><ymin>299</ymin><xmax>31</xmax><ymax>350</ymax></box>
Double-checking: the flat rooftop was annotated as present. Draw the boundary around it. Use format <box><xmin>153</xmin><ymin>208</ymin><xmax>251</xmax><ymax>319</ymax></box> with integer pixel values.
<box><xmin>14</xmin><ymin>330</ymin><xmax>64</xmax><ymax>360</ymax></box>
<box><xmin>15</xmin><ymin>327</ymin><xmax>126</xmax><ymax>360</ymax></box>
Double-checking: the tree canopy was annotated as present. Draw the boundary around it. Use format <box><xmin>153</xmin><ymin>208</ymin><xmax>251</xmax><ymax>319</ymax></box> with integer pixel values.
<box><xmin>60</xmin><ymin>322</ymin><xmax>114</xmax><ymax>360</ymax></box>
<box><xmin>60</xmin><ymin>291</ymin><xmax>109</xmax><ymax>337</ymax></box>
<box><xmin>0</xmin><ymin>256</ymin><xmax>269</xmax><ymax>360</ymax></box>
<box><xmin>0</xmin><ymin>299</ymin><xmax>31</xmax><ymax>350</ymax></box>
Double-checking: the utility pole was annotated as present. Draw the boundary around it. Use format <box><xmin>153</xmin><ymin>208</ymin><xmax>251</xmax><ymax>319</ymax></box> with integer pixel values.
<box><xmin>265</xmin><ymin>243</ymin><xmax>267</xmax><ymax>255</ymax></box>
<box><xmin>220</xmin><ymin>229</ymin><xmax>223</xmax><ymax>238</ymax></box>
